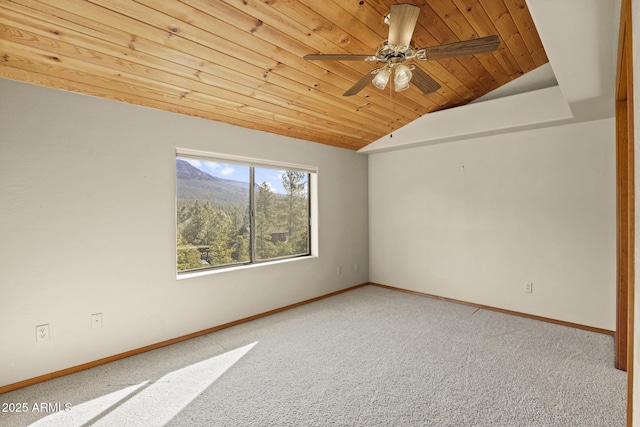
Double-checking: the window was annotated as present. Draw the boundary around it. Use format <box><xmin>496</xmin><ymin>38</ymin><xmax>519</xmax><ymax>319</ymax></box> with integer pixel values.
<box><xmin>176</xmin><ymin>151</ymin><xmax>313</xmax><ymax>274</ymax></box>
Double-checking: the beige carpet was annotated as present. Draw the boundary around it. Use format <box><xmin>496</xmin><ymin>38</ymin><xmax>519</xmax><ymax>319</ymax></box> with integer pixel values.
<box><xmin>0</xmin><ymin>285</ymin><xmax>626</xmax><ymax>426</ymax></box>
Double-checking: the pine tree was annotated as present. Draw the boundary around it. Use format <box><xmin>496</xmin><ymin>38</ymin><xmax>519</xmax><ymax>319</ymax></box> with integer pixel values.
<box><xmin>183</xmin><ymin>200</ymin><xmax>209</xmax><ymax>246</ymax></box>
<box><xmin>282</xmin><ymin>171</ymin><xmax>305</xmax><ymax>234</ymax></box>
<box><xmin>281</xmin><ymin>171</ymin><xmax>309</xmax><ymax>255</ymax></box>
<box><xmin>255</xmin><ymin>182</ymin><xmax>276</xmax><ymax>259</ymax></box>
<box><xmin>205</xmin><ymin>205</ymin><xmax>234</xmax><ymax>265</ymax></box>
<box><xmin>177</xmin><ymin>233</ymin><xmax>203</xmax><ymax>271</ymax></box>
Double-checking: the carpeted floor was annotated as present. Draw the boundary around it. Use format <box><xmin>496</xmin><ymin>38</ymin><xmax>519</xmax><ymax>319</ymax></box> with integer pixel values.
<box><xmin>0</xmin><ymin>285</ymin><xmax>627</xmax><ymax>426</ymax></box>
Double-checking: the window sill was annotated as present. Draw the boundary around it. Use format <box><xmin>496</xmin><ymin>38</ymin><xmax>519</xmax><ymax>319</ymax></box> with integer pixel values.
<box><xmin>176</xmin><ymin>255</ymin><xmax>318</xmax><ymax>280</ymax></box>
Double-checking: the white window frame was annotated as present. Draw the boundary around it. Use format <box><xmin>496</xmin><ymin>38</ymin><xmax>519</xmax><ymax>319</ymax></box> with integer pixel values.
<box><xmin>176</xmin><ymin>148</ymin><xmax>318</xmax><ymax>279</ymax></box>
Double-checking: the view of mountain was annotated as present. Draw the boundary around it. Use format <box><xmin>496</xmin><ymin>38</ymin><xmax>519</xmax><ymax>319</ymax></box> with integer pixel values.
<box><xmin>176</xmin><ymin>159</ymin><xmax>310</xmax><ymax>272</ymax></box>
<box><xmin>176</xmin><ymin>159</ymin><xmax>249</xmax><ymax>206</ymax></box>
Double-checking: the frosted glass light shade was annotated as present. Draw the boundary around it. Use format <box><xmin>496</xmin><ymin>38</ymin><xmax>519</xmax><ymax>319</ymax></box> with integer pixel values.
<box><xmin>372</xmin><ymin>68</ymin><xmax>391</xmax><ymax>90</ymax></box>
<box><xmin>394</xmin><ymin>64</ymin><xmax>412</xmax><ymax>92</ymax></box>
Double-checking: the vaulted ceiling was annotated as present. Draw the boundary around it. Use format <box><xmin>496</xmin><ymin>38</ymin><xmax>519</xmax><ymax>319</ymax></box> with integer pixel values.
<box><xmin>0</xmin><ymin>0</ymin><xmax>547</xmax><ymax>150</ymax></box>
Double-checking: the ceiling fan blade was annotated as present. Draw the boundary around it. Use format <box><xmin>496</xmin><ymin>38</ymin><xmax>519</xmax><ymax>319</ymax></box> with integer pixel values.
<box><xmin>304</xmin><ymin>54</ymin><xmax>375</xmax><ymax>61</ymax></box>
<box><xmin>388</xmin><ymin>4</ymin><xmax>420</xmax><ymax>47</ymax></box>
<box><xmin>419</xmin><ymin>35</ymin><xmax>500</xmax><ymax>60</ymax></box>
<box><xmin>343</xmin><ymin>70</ymin><xmax>377</xmax><ymax>96</ymax></box>
<box><xmin>410</xmin><ymin>67</ymin><xmax>441</xmax><ymax>94</ymax></box>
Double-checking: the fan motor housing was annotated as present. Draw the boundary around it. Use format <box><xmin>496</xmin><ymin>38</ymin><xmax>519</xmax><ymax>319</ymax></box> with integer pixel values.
<box><xmin>375</xmin><ymin>40</ymin><xmax>416</xmax><ymax>62</ymax></box>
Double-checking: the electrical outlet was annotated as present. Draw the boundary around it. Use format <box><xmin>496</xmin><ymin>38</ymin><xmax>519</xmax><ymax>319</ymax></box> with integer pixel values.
<box><xmin>337</xmin><ymin>265</ymin><xmax>342</xmax><ymax>275</ymax></box>
<box><xmin>91</xmin><ymin>313</ymin><xmax>103</xmax><ymax>329</ymax></box>
<box><xmin>354</xmin><ymin>263</ymin><xmax>359</xmax><ymax>272</ymax></box>
<box><xmin>524</xmin><ymin>282</ymin><xmax>533</xmax><ymax>293</ymax></box>
<box><xmin>36</xmin><ymin>324</ymin><xmax>50</xmax><ymax>342</ymax></box>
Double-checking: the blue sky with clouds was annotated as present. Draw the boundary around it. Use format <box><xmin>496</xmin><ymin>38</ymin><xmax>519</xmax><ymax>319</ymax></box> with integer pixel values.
<box><xmin>181</xmin><ymin>157</ymin><xmax>302</xmax><ymax>195</ymax></box>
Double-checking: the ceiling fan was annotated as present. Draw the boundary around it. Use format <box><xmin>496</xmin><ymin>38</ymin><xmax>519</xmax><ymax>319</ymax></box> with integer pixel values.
<box><xmin>303</xmin><ymin>3</ymin><xmax>500</xmax><ymax>96</ymax></box>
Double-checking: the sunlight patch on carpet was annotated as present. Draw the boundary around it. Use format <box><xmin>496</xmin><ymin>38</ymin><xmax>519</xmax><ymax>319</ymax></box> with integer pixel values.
<box><xmin>29</xmin><ymin>342</ymin><xmax>257</xmax><ymax>426</ymax></box>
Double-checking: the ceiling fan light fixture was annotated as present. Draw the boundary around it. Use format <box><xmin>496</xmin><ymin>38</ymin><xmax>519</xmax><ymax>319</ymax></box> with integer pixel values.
<box><xmin>394</xmin><ymin>64</ymin><xmax>412</xmax><ymax>84</ymax></box>
<box><xmin>394</xmin><ymin>64</ymin><xmax>412</xmax><ymax>92</ymax></box>
<box><xmin>372</xmin><ymin>67</ymin><xmax>391</xmax><ymax>90</ymax></box>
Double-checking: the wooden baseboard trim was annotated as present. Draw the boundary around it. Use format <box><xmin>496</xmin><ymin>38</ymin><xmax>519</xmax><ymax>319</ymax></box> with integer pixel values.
<box><xmin>0</xmin><ymin>283</ymin><xmax>369</xmax><ymax>395</ymax></box>
<box><xmin>369</xmin><ymin>282</ymin><xmax>615</xmax><ymax>336</ymax></box>
<box><xmin>2</xmin><ymin>281</ymin><xmax>612</xmax><ymax>394</ymax></box>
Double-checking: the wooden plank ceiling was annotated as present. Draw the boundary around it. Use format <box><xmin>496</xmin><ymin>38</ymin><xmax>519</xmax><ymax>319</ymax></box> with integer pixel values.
<box><xmin>0</xmin><ymin>0</ymin><xmax>547</xmax><ymax>150</ymax></box>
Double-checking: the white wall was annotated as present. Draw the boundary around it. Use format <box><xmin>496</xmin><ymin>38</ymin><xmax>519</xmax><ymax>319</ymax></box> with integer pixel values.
<box><xmin>0</xmin><ymin>79</ymin><xmax>369</xmax><ymax>387</ymax></box>
<box><xmin>369</xmin><ymin>118</ymin><xmax>616</xmax><ymax>330</ymax></box>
